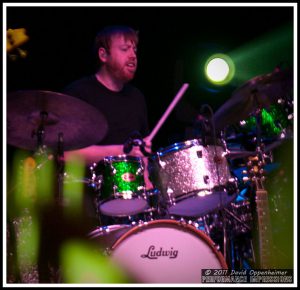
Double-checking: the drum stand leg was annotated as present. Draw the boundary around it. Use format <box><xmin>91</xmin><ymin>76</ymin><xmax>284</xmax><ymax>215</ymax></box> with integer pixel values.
<box><xmin>221</xmin><ymin>210</ymin><xmax>227</xmax><ymax>263</ymax></box>
<box><xmin>222</xmin><ymin>208</ymin><xmax>256</xmax><ymax>269</ymax></box>
<box><xmin>223</xmin><ymin>207</ymin><xmax>251</xmax><ymax>232</ymax></box>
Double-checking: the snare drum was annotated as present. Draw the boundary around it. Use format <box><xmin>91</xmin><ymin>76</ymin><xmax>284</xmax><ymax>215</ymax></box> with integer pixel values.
<box><xmin>91</xmin><ymin>155</ymin><xmax>148</xmax><ymax>217</ymax></box>
<box><xmin>108</xmin><ymin>219</ymin><xmax>227</xmax><ymax>283</ymax></box>
<box><xmin>149</xmin><ymin>139</ymin><xmax>237</xmax><ymax>217</ymax></box>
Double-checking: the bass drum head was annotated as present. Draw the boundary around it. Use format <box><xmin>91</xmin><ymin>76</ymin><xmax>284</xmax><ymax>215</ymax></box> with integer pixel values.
<box><xmin>111</xmin><ymin>219</ymin><xmax>227</xmax><ymax>283</ymax></box>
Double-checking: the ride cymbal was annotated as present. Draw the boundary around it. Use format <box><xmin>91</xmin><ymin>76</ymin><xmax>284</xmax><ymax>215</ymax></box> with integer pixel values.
<box><xmin>213</xmin><ymin>67</ymin><xmax>293</xmax><ymax>132</ymax></box>
<box><xmin>7</xmin><ymin>90</ymin><xmax>108</xmax><ymax>151</ymax></box>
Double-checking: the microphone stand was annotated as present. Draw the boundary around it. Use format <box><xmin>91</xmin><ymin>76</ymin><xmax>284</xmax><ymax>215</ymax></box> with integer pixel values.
<box><xmin>194</xmin><ymin>115</ymin><xmax>209</xmax><ymax>147</ymax></box>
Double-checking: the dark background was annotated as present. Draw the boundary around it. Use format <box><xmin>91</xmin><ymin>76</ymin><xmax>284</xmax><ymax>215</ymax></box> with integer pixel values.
<box><xmin>6</xmin><ymin>4</ymin><xmax>294</xmax><ymax>150</ymax></box>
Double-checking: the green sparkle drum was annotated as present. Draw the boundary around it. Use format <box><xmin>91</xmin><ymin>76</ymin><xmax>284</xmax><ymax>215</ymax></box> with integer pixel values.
<box><xmin>240</xmin><ymin>103</ymin><xmax>293</xmax><ymax>141</ymax></box>
<box><xmin>91</xmin><ymin>155</ymin><xmax>148</xmax><ymax>217</ymax></box>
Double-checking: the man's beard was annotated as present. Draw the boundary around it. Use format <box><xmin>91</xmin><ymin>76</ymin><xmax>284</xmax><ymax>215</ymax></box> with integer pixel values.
<box><xmin>108</xmin><ymin>60</ymin><xmax>136</xmax><ymax>82</ymax></box>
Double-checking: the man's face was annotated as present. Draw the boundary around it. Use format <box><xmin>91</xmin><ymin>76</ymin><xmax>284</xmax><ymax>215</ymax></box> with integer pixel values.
<box><xmin>105</xmin><ymin>34</ymin><xmax>138</xmax><ymax>82</ymax></box>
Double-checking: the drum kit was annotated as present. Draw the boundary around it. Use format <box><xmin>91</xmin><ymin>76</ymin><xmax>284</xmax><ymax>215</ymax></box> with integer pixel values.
<box><xmin>7</xmin><ymin>67</ymin><xmax>293</xmax><ymax>283</ymax></box>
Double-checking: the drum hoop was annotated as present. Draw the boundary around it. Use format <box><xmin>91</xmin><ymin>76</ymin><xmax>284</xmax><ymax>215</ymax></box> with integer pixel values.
<box><xmin>111</xmin><ymin>219</ymin><xmax>228</xmax><ymax>269</ymax></box>
<box><xmin>104</xmin><ymin>155</ymin><xmax>142</xmax><ymax>163</ymax></box>
<box><xmin>88</xmin><ymin>224</ymin><xmax>132</xmax><ymax>239</ymax></box>
<box><xmin>153</xmin><ymin>139</ymin><xmax>200</xmax><ymax>157</ymax></box>
<box><xmin>98</xmin><ymin>191</ymin><xmax>147</xmax><ymax>203</ymax></box>
<box><xmin>151</xmin><ymin>139</ymin><xmax>227</xmax><ymax>159</ymax></box>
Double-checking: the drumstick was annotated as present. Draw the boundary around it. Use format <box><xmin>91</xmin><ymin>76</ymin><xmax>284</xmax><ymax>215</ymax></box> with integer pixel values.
<box><xmin>148</xmin><ymin>83</ymin><xmax>189</xmax><ymax>142</ymax></box>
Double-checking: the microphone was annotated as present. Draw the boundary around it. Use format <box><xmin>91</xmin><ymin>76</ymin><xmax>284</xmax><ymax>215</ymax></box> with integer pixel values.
<box><xmin>123</xmin><ymin>131</ymin><xmax>150</xmax><ymax>156</ymax></box>
<box><xmin>123</xmin><ymin>131</ymin><xmax>142</xmax><ymax>154</ymax></box>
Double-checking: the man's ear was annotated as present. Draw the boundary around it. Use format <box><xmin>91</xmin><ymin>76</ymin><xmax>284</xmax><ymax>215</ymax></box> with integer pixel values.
<box><xmin>98</xmin><ymin>47</ymin><xmax>108</xmax><ymax>62</ymax></box>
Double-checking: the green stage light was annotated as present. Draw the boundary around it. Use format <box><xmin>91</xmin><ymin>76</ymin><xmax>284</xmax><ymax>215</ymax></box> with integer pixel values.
<box><xmin>205</xmin><ymin>53</ymin><xmax>235</xmax><ymax>85</ymax></box>
<box><xmin>230</xmin><ymin>24</ymin><xmax>293</xmax><ymax>84</ymax></box>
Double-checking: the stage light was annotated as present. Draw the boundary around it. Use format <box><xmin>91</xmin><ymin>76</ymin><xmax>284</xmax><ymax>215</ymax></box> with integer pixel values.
<box><xmin>230</xmin><ymin>24</ymin><xmax>293</xmax><ymax>83</ymax></box>
<box><xmin>205</xmin><ymin>53</ymin><xmax>235</xmax><ymax>85</ymax></box>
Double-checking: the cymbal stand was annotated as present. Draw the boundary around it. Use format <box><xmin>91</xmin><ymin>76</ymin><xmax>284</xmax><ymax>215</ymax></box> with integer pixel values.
<box><xmin>223</xmin><ymin>207</ymin><xmax>252</xmax><ymax>232</ymax></box>
<box><xmin>201</xmin><ymin>104</ymin><xmax>230</xmax><ymax>261</ymax></box>
<box><xmin>32</xmin><ymin>111</ymin><xmax>53</xmax><ymax>174</ymax></box>
<box><xmin>32</xmin><ymin>111</ymin><xmax>56</xmax><ymax>175</ymax></box>
<box><xmin>34</xmin><ymin>111</ymin><xmax>48</xmax><ymax>154</ymax></box>
<box><xmin>32</xmin><ymin>111</ymin><xmax>53</xmax><ymax>171</ymax></box>
<box><xmin>32</xmin><ymin>112</ymin><xmax>64</xmax><ymax>206</ymax></box>
<box><xmin>248</xmin><ymin>92</ymin><xmax>274</xmax><ymax>268</ymax></box>
<box><xmin>56</xmin><ymin>132</ymin><xmax>65</xmax><ymax>206</ymax></box>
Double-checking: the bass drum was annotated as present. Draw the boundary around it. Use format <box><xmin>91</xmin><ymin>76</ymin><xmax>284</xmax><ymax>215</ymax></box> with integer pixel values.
<box><xmin>110</xmin><ymin>219</ymin><xmax>227</xmax><ymax>283</ymax></box>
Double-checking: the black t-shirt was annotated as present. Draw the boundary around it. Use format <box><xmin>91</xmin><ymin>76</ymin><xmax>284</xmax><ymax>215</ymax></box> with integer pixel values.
<box><xmin>63</xmin><ymin>75</ymin><xmax>149</xmax><ymax>145</ymax></box>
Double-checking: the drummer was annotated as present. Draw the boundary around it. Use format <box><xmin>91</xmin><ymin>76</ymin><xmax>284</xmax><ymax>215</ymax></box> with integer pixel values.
<box><xmin>63</xmin><ymin>25</ymin><xmax>153</xmax><ymax>189</ymax></box>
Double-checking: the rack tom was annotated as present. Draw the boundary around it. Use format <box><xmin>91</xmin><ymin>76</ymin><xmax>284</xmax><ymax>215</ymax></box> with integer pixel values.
<box><xmin>90</xmin><ymin>155</ymin><xmax>148</xmax><ymax>217</ymax></box>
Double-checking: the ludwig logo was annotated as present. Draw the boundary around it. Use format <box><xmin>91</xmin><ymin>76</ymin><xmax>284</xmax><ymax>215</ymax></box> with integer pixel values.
<box><xmin>141</xmin><ymin>245</ymin><xmax>178</xmax><ymax>259</ymax></box>
<box><xmin>121</xmin><ymin>172</ymin><xmax>136</xmax><ymax>182</ymax></box>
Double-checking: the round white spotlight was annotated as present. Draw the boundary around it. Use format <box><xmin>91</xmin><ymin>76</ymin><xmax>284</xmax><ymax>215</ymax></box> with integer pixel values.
<box><xmin>207</xmin><ymin>58</ymin><xmax>229</xmax><ymax>82</ymax></box>
<box><xmin>205</xmin><ymin>53</ymin><xmax>235</xmax><ymax>85</ymax></box>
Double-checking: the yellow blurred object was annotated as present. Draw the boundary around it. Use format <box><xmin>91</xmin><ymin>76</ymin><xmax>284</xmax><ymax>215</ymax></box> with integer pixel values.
<box><xmin>7</xmin><ymin>28</ymin><xmax>29</xmax><ymax>52</ymax></box>
<box><xmin>17</xmin><ymin>48</ymin><xmax>28</xmax><ymax>58</ymax></box>
<box><xmin>24</xmin><ymin>156</ymin><xmax>36</xmax><ymax>169</ymax></box>
<box><xmin>21</xmin><ymin>156</ymin><xmax>37</xmax><ymax>207</ymax></box>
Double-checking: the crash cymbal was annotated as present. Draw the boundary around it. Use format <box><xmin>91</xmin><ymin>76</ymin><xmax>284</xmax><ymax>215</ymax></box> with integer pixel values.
<box><xmin>213</xmin><ymin>67</ymin><xmax>293</xmax><ymax>132</ymax></box>
<box><xmin>7</xmin><ymin>90</ymin><xmax>108</xmax><ymax>151</ymax></box>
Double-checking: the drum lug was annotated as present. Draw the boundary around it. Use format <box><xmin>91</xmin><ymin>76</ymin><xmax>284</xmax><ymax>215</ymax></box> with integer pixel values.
<box><xmin>91</xmin><ymin>174</ymin><xmax>103</xmax><ymax>191</ymax></box>
<box><xmin>203</xmin><ymin>175</ymin><xmax>209</xmax><ymax>184</ymax></box>
<box><xmin>137</xmin><ymin>185</ymin><xmax>146</xmax><ymax>191</ymax></box>
<box><xmin>111</xmin><ymin>166</ymin><xmax>117</xmax><ymax>175</ymax></box>
<box><xmin>178</xmin><ymin>218</ymin><xmax>188</xmax><ymax>228</ymax></box>
<box><xmin>156</xmin><ymin>153</ymin><xmax>166</xmax><ymax>168</ymax></box>
<box><xmin>166</xmin><ymin>187</ymin><xmax>176</xmax><ymax>204</ymax></box>
<box><xmin>113</xmin><ymin>185</ymin><xmax>118</xmax><ymax>194</ymax></box>
<box><xmin>158</xmin><ymin>160</ymin><xmax>166</xmax><ymax>168</ymax></box>
<box><xmin>136</xmin><ymin>167</ymin><xmax>144</xmax><ymax>176</ymax></box>
<box><xmin>89</xmin><ymin>163</ymin><xmax>104</xmax><ymax>190</ymax></box>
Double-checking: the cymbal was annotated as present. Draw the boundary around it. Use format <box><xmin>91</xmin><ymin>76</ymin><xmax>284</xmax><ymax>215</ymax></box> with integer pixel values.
<box><xmin>226</xmin><ymin>139</ymin><xmax>286</xmax><ymax>160</ymax></box>
<box><xmin>7</xmin><ymin>90</ymin><xmax>108</xmax><ymax>151</ymax></box>
<box><xmin>226</xmin><ymin>149</ymin><xmax>256</xmax><ymax>159</ymax></box>
<box><xmin>232</xmin><ymin>163</ymin><xmax>280</xmax><ymax>181</ymax></box>
<box><xmin>213</xmin><ymin>67</ymin><xmax>293</xmax><ymax>132</ymax></box>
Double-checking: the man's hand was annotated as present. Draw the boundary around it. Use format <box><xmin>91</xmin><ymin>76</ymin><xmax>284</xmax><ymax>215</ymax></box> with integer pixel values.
<box><xmin>143</xmin><ymin>135</ymin><xmax>152</xmax><ymax>154</ymax></box>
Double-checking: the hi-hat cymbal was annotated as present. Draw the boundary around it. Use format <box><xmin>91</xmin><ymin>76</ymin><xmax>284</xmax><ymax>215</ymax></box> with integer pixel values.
<box><xmin>213</xmin><ymin>67</ymin><xmax>293</xmax><ymax>132</ymax></box>
<box><xmin>7</xmin><ymin>90</ymin><xmax>108</xmax><ymax>151</ymax></box>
